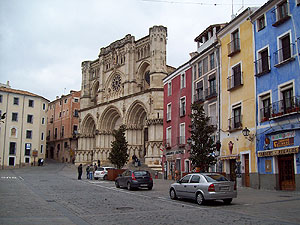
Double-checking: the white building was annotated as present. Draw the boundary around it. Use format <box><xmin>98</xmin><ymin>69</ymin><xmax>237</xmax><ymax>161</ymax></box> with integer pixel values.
<box><xmin>0</xmin><ymin>82</ymin><xmax>49</xmax><ymax>168</ymax></box>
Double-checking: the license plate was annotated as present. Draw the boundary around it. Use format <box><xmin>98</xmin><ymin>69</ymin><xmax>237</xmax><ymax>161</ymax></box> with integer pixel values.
<box><xmin>220</xmin><ymin>186</ymin><xmax>229</xmax><ymax>191</ymax></box>
<box><xmin>140</xmin><ymin>184</ymin><xmax>148</xmax><ymax>187</ymax></box>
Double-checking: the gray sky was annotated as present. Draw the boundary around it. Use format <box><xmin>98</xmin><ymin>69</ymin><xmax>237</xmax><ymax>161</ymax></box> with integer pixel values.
<box><xmin>0</xmin><ymin>0</ymin><xmax>267</xmax><ymax>101</ymax></box>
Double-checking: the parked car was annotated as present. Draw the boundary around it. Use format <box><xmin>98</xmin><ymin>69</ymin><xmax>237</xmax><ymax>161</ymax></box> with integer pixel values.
<box><xmin>94</xmin><ymin>167</ymin><xmax>114</xmax><ymax>180</ymax></box>
<box><xmin>115</xmin><ymin>170</ymin><xmax>153</xmax><ymax>190</ymax></box>
<box><xmin>169</xmin><ymin>173</ymin><xmax>237</xmax><ymax>205</ymax></box>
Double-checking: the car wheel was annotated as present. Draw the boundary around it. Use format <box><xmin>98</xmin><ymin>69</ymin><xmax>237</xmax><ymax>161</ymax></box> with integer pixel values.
<box><xmin>103</xmin><ymin>175</ymin><xmax>107</xmax><ymax>180</ymax></box>
<box><xmin>94</xmin><ymin>177</ymin><xmax>98</xmax><ymax>180</ymax></box>
<box><xmin>115</xmin><ymin>181</ymin><xmax>120</xmax><ymax>188</ymax></box>
<box><xmin>196</xmin><ymin>192</ymin><xmax>205</xmax><ymax>205</ymax></box>
<box><xmin>223</xmin><ymin>198</ymin><xmax>232</xmax><ymax>205</ymax></box>
<box><xmin>127</xmin><ymin>182</ymin><xmax>132</xmax><ymax>190</ymax></box>
<box><xmin>169</xmin><ymin>188</ymin><xmax>177</xmax><ymax>200</ymax></box>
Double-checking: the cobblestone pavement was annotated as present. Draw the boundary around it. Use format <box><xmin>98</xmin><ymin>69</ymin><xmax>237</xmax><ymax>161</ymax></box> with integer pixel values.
<box><xmin>1</xmin><ymin>161</ymin><xmax>300</xmax><ymax>225</ymax></box>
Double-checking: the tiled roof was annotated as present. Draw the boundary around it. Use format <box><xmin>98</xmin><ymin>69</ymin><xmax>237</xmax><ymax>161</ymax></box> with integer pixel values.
<box><xmin>0</xmin><ymin>86</ymin><xmax>49</xmax><ymax>101</ymax></box>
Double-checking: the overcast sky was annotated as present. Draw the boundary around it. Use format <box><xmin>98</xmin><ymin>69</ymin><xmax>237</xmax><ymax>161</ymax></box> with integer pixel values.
<box><xmin>0</xmin><ymin>0</ymin><xmax>267</xmax><ymax>101</ymax></box>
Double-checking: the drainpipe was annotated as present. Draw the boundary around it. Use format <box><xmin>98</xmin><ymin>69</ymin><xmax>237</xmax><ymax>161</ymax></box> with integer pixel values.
<box><xmin>2</xmin><ymin>93</ymin><xmax>9</xmax><ymax>169</ymax></box>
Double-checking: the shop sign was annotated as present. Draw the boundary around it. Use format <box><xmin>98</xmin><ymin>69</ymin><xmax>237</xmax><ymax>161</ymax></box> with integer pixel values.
<box><xmin>273</xmin><ymin>138</ymin><xmax>294</xmax><ymax>148</ymax></box>
<box><xmin>271</xmin><ymin>131</ymin><xmax>295</xmax><ymax>141</ymax></box>
<box><xmin>258</xmin><ymin>146</ymin><xmax>299</xmax><ymax>157</ymax></box>
<box><xmin>218</xmin><ymin>154</ymin><xmax>239</xmax><ymax>160</ymax></box>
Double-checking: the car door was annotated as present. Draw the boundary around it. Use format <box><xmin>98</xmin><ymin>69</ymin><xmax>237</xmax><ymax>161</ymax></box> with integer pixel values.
<box><xmin>185</xmin><ymin>175</ymin><xmax>201</xmax><ymax>199</ymax></box>
<box><xmin>119</xmin><ymin>170</ymin><xmax>129</xmax><ymax>187</ymax></box>
<box><xmin>176</xmin><ymin>175</ymin><xmax>191</xmax><ymax>198</ymax></box>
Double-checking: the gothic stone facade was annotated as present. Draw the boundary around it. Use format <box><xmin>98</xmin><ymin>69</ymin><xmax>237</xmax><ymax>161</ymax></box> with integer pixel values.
<box><xmin>76</xmin><ymin>26</ymin><xmax>173</xmax><ymax>171</ymax></box>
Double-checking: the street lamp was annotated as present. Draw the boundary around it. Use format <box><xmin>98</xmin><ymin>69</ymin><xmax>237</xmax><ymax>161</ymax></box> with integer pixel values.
<box><xmin>242</xmin><ymin>127</ymin><xmax>255</xmax><ymax>141</ymax></box>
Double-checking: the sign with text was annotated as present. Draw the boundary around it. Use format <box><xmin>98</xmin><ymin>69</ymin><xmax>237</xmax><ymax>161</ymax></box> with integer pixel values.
<box><xmin>271</xmin><ymin>131</ymin><xmax>295</xmax><ymax>141</ymax></box>
<box><xmin>258</xmin><ymin>146</ymin><xmax>299</xmax><ymax>157</ymax></box>
<box><xmin>273</xmin><ymin>138</ymin><xmax>294</xmax><ymax>148</ymax></box>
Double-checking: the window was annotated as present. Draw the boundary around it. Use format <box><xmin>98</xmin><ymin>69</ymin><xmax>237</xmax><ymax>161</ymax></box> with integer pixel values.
<box><xmin>203</xmin><ymin>57</ymin><xmax>208</xmax><ymax>74</ymax></box>
<box><xmin>25</xmin><ymin>157</ymin><xmax>30</xmax><ymax>164</ymax></box>
<box><xmin>42</xmin><ymin>117</ymin><xmax>45</xmax><ymax>124</ymax></box>
<box><xmin>180</xmin><ymin>175</ymin><xmax>191</xmax><ymax>183</ymax></box>
<box><xmin>26</xmin><ymin>130</ymin><xmax>32</xmax><ymax>139</ymax></box>
<box><xmin>64</xmin><ymin>99</ymin><xmax>67</xmax><ymax>104</ymax></box>
<box><xmin>64</xmin><ymin>142</ymin><xmax>68</xmax><ymax>148</ymax></box>
<box><xmin>41</xmin><ymin>132</ymin><xmax>44</xmax><ymax>141</ymax></box>
<box><xmin>277</xmin><ymin>1</ymin><xmax>289</xmax><ymax>21</ymax></box>
<box><xmin>194</xmin><ymin>81</ymin><xmax>204</xmax><ymax>102</ymax></box>
<box><xmin>228</xmin><ymin>64</ymin><xmax>242</xmax><ymax>90</ymax></box>
<box><xmin>55</xmin><ymin>128</ymin><xmax>57</xmax><ymax>138</ymax></box>
<box><xmin>73</xmin><ymin>110</ymin><xmax>78</xmax><ymax>117</ymax></box>
<box><xmin>43</xmin><ymin>103</ymin><xmax>46</xmax><ymax>110</ymax></box>
<box><xmin>208</xmin><ymin>103</ymin><xmax>217</xmax><ymax>127</ymax></box>
<box><xmin>167</xmin><ymin>82</ymin><xmax>172</xmax><ymax>96</ymax></box>
<box><xmin>10</xmin><ymin>128</ymin><xmax>17</xmax><ymax>137</ymax></box>
<box><xmin>27</xmin><ymin>115</ymin><xmax>33</xmax><ymax>123</ymax></box>
<box><xmin>257</xmin><ymin>15</ymin><xmax>266</xmax><ymax>31</ymax></box>
<box><xmin>179</xmin><ymin>123</ymin><xmax>185</xmax><ymax>145</ymax></box>
<box><xmin>28</xmin><ymin>99</ymin><xmax>34</xmax><ymax>107</ymax></box>
<box><xmin>9</xmin><ymin>157</ymin><xmax>15</xmax><ymax>166</ymax></box>
<box><xmin>0</xmin><ymin>95</ymin><xmax>2</xmax><ymax>103</ymax></box>
<box><xmin>282</xmin><ymin>88</ymin><xmax>293</xmax><ymax>113</ymax></box>
<box><xmin>228</xmin><ymin>29</ymin><xmax>240</xmax><ymax>56</ymax></box>
<box><xmin>259</xmin><ymin>94</ymin><xmax>271</xmax><ymax>121</ymax></box>
<box><xmin>198</xmin><ymin>61</ymin><xmax>202</xmax><ymax>77</ymax></box>
<box><xmin>276</xmin><ymin>34</ymin><xmax>292</xmax><ymax>64</ymax></box>
<box><xmin>190</xmin><ymin>175</ymin><xmax>200</xmax><ymax>183</ymax></box>
<box><xmin>74</xmin><ymin>98</ymin><xmax>79</xmax><ymax>103</ymax></box>
<box><xmin>12</xmin><ymin>112</ymin><xmax>18</xmax><ymax>122</ymax></box>
<box><xmin>61</xmin><ymin>126</ymin><xmax>64</xmax><ymax>137</ymax></box>
<box><xmin>256</xmin><ymin>48</ymin><xmax>270</xmax><ymax>75</ymax></box>
<box><xmin>180</xmin><ymin>73</ymin><xmax>186</xmax><ymax>89</ymax></box>
<box><xmin>59</xmin><ymin>112</ymin><xmax>62</xmax><ymax>117</ymax></box>
<box><xmin>9</xmin><ymin>142</ymin><xmax>16</xmax><ymax>155</ymax></box>
<box><xmin>167</xmin><ymin>103</ymin><xmax>171</xmax><ymax>121</ymax></box>
<box><xmin>180</xmin><ymin>97</ymin><xmax>186</xmax><ymax>117</ymax></box>
<box><xmin>193</xmin><ymin>65</ymin><xmax>197</xmax><ymax>80</ymax></box>
<box><xmin>40</xmin><ymin>145</ymin><xmax>44</xmax><ymax>154</ymax></box>
<box><xmin>209</xmin><ymin>53</ymin><xmax>215</xmax><ymax>70</ymax></box>
<box><xmin>166</xmin><ymin>127</ymin><xmax>171</xmax><ymax>147</ymax></box>
<box><xmin>73</xmin><ymin>125</ymin><xmax>78</xmax><ymax>134</ymax></box>
<box><xmin>233</xmin><ymin>106</ymin><xmax>242</xmax><ymax>129</ymax></box>
<box><xmin>208</xmin><ymin>75</ymin><xmax>216</xmax><ymax>98</ymax></box>
<box><xmin>13</xmin><ymin>97</ymin><xmax>19</xmax><ymax>105</ymax></box>
<box><xmin>25</xmin><ymin>143</ymin><xmax>31</xmax><ymax>156</ymax></box>
<box><xmin>185</xmin><ymin>160</ymin><xmax>190</xmax><ymax>173</ymax></box>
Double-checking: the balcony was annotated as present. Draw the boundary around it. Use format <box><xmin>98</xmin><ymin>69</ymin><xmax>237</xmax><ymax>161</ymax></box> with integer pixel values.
<box><xmin>228</xmin><ymin>115</ymin><xmax>243</xmax><ymax>131</ymax></box>
<box><xmin>227</xmin><ymin>38</ymin><xmax>240</xmax><ymax>57</ymax></box>
<box><xmin>272</xmin><ymin>3</ymin><xmax>290</xmax><ymax>27</ymax></box>
<box><xmin>194</xmin><ymin>92</ymin><xmax>204</xmax><ymax>103</ymax></box>
<box><xmin>164</xmin><ymin>138</ymin><xmax>171</xmax><ymax>149</ymax></box>
<box><xmin>177</xmin><ymin>136</ymin><xmax>185</xmax><ymax>148</ymax></box>
<box><xmin>255</xmin><ymin>56</ymin><xmax>271</xmax><ymax>76</ymax></box>
<box><xmin>274</xmin><ymin>44</ymin><xmax>296</xmax><ymax>67</ymax></box>
<box><xmin>227</xmin><ymin>72</ymin><xmax>243</xmax><ymax>91</ymax></box>
<box><xmin>179</xmin><ymin>107</ymin><xmax>186</xmax><ymax>117</ymax></box>
<box><xmin>270</xmin><ymin>96</ymin><xmax>300</xmax><ymax>119</ymax></box>
<box><xmin>260</xmin><ymin>106</ymin><xmax>271</xmax><ymax>122</ymax></box>
<box><xmin>205</xmin><ymin>87</ymin><xmax>217</xmax><ymax>100</ymax></box>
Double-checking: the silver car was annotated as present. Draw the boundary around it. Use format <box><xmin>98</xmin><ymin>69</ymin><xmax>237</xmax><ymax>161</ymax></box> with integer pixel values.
<box><xmin>169</xmin><ymin>173</ymin><xmax>237</xmax><ymax>205</ymax></box>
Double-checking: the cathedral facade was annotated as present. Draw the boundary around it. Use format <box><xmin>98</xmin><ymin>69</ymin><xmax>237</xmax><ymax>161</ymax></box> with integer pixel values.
<box><xmin>76</xmin><ymin>26</ymin><xmax>174</xmax><ymax>171</ymax></box>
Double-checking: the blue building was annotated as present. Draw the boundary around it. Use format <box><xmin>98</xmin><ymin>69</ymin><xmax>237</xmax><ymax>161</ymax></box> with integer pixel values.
<box><xmin>251</xmin><ymin>0</ymin><xmax>300</xmax><ymax>191</ymax></box>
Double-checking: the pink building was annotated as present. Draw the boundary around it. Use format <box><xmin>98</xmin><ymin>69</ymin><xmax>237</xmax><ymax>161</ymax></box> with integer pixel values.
<box><xmin>46</xmin><ymin>90</ymin><xmax>80</xmax><ymax>163</ymax></box>
<box><xmin>162</xmin><ymin>63</ymin><xmax>192</xmax><ymax>180</ymax></box>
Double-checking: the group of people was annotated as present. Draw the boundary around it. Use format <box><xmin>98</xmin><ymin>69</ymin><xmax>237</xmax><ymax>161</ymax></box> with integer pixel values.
<box><xmin>77</xmin><ymin>160</ymin><xmax>101</xmax><ymax>180</ymax></box>
<box><xmin>132</xmin><ymin>154</ymin><xmax>141</xmax><ymax>167</ymax></box>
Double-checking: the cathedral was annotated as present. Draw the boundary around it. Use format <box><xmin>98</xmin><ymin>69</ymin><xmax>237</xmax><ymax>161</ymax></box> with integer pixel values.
<box><xmin>76</xmin><ymin>26</ymin><xmax>174</xmax><ymax>171</ymax></box>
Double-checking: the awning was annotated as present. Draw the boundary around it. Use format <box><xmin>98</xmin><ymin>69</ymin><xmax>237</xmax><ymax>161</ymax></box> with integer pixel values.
<box><xmin>218</xmin><ymin>154</ymin><xmax>239</xmax><ymax>160</ymax></box>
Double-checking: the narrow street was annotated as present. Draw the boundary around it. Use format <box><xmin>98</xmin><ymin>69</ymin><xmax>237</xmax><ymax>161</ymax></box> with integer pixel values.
<box><xmin>0</xmin><ymin>161</ymin><xmax>299</xmax><ymax>225</ymax></box>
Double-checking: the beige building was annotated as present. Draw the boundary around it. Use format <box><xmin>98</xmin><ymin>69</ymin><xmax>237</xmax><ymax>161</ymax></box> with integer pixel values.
<box><xmin>0</xmin><ymin>82</ymin><xmax>49</xmax><ymax>168</ymax></box>
<box><xmin>77</xmin><ymin>25</ymin><xmax>174</xmax><ymax>171</ymax></box>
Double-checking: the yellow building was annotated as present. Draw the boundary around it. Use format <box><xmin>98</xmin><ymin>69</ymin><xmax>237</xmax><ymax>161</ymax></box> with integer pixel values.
<box><xmin>218</xmin><ymin>8</ymin><xmax>258</xmax><ymax>188</ymax></box>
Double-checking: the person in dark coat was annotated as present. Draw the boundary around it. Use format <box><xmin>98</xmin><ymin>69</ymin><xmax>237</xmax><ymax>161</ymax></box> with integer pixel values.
<box><xmin>86</xmin><ymin>165</ymin><xmax>90</xmax><ymax>179</ymax></box>
<box><xmin>78</xmin><ymin>164</ymin><xmax>83</xmax><ymax>180</ymax></box>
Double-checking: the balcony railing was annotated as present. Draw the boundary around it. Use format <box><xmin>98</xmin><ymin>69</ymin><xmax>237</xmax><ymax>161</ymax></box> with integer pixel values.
<box><xmin>228</xmin><ymin>38</ymin><xmax>240</xmax><ymax>57</ymax></box>
<box><xmin>274</xmin><ymin>43</ymin><xmax>295</xmax><ymax>66</ymax></box>
<box><xmin>177</xmin><ymin>136</ymin><xmax>185</xmax><ymax>147</ymax></box>
<box><xmin>228</xmin><ymin>115</ymin><xmax>243</xmax><ymax>131</ymax></box>
<box><xmin>164</xmin><ymin>138</ymin><xmax>171</xmax><ymax>148</ymax></box>
<box><xmin>260</xmin><ymin>106</ymin><xmax>271</xmax><ymax>122</ymax></box>
<box><xmin>255</xmin><ymin>56</ymin><xmax>271</xmax><ymax>76</ymax></box>
<box><xmin>194</xmin><ymin>91</ymin><xmax>204</xmax><ymax>103</ymax></box>
<box><xmin>270</xmin><ymin>96</ymin><xmax>300</xmax><ymax>118</ymax></box>
<box><xmin>205</xmin><ymin>87</ymin><xmax>217</xmax><ymax>99</ymax></box>
<box><xmin>179</xmin><ymin>107</ymin><xmax>186</xmax><ymax>117</ymax></box>
<box><xmin>271</xmin><ymin>2</ymin><xmax>290</xmax><ymax>27</ymax></box>
<box><xmin>227</xmin><ymin>72</ymin><xmax>243</xmax><ymax>91</ymax></box>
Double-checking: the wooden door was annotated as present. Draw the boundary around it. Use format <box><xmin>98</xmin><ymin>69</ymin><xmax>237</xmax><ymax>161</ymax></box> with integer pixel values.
<box><xmin>278</xmin><ymin>155</ymin><xmax>295</xmax><ymax>191</ymax></box>
<box><xmin>244</xmin><ymin>155</ymin><xmax>250</xmax><ymax>187</ymax></box>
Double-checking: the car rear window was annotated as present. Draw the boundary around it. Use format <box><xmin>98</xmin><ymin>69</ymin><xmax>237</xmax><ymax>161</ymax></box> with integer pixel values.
<box><xmin>134</xmin><ymin>171</ymin><xmax>149</xmax><ymax>176</ymax></box>
<box><xmin>204</xmin><ymin>174</ymin><xmax>228</xmax><ymax>182</ymax></box>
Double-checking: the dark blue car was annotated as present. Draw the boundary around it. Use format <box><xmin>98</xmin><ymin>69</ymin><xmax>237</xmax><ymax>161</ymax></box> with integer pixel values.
<box><xmin>115</xmin><ymin>170</ymin><xmax>153</xmax><ymax>190</ymax></box>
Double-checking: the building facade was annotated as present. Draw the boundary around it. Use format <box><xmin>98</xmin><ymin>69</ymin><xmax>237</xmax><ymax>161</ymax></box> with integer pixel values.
<box><xmin>251</xmin><ymin>0</ymin><xmax>300</xmax><ymax>191</ymax></box>
<box><xmin>162</xmin><ymin>63</ymin><xmax>192</xmax><ymax>180</ymax></box>
<box><xmin>0</xmin><ymin>82</ymin><xmax>49</xmax><ymax>168</ymax></box>
<box><xmin>218</xmin><ymin>8</ymin><xmax>259</xmax><ymax>188</ymax></box>
<box><xmin>77</xmin><ymin>26</ymin><xmax>174</xmax><ymax>171</ymax></box>
<box><xmin>46</xmin><ymin>90</ymin><xmax>80</xmax><ymax>163</ymax></box>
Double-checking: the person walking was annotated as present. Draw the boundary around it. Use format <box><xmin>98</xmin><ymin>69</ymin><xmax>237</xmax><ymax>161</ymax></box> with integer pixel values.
<box><xmin>78</xmin><ymin>164</ymin><xmax>83</xmax><ymax>180</ymax></box>
<box><xmin>86</xmin><ymin>165</ymin><xmax>90</xmax><ymax>179</ymax></box>
<box><xmin>89</xmin><ymin>164</ymin><xmax>94</xmax><ymax>180</ymax></box>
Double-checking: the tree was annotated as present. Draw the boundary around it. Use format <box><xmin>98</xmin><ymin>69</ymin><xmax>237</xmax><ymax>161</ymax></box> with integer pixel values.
<box><xmin>108</xmin><ymin>125</ymin><xmax>129</xmax><ymax>169</ymax></box>
<box><xmin>189</xmin><ymin>103</ymin><xmax>216</xmax><ymax>172</ymax></box>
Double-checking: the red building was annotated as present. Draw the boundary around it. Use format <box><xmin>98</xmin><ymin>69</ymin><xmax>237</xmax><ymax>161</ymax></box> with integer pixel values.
<box><xmin>46</xmin><ymin>90</ymin><xmax>80</xmax><ymax>163</ymax></box>
<box><xmin>162</xmin><ymin>63</ymin><xmax>192</xmax><ymax>180</ymax></box>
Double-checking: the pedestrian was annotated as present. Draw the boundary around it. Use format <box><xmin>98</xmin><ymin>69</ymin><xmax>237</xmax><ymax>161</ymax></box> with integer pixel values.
<box><xmin>78</xmin><ymin>164</ymin><xmax>83</xmax><ymax>180</ymax></box>
<box><xmin>132</xmin><ymin>154</ymin><xmax>137</xmax><ymax>165</ymax></box>
<box><xmin>89</xmin><ymin>164</ymin><xmax>94</xmax><ymax>180</ymax></box>
<box><xmin>40</xmin><ymin>158</ymin><xmax>44</xmax><ymax>166</ymax></box>
<box><xmin>86</xmin><ymin>165</ymin><xmax>90</xmax><ymax>179</ymax></box>
<box><xmin>97</xmin><ymin>159</ymin><xmax>101</xmax><ymax>168</ymax></box>
<box><xmin>94</xmin><ymin>163</ymin><xmax>97</xmax><ymax>171</ymax></box>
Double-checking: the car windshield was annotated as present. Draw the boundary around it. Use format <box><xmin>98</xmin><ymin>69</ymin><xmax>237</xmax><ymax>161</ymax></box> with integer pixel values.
<box><xmin>96</xmin><ymin>168</ymin><xmax>104</xmax><ymax>171</ymax></box>
<box><xmin>204</xmin><ymin>174</ymin><xmax>228</xmax><ymax>182</ymax></box>
<box><xmin>134</xmin><ymin>171</ymin><xmax>149</xmax><ymax>176</ymax></box>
